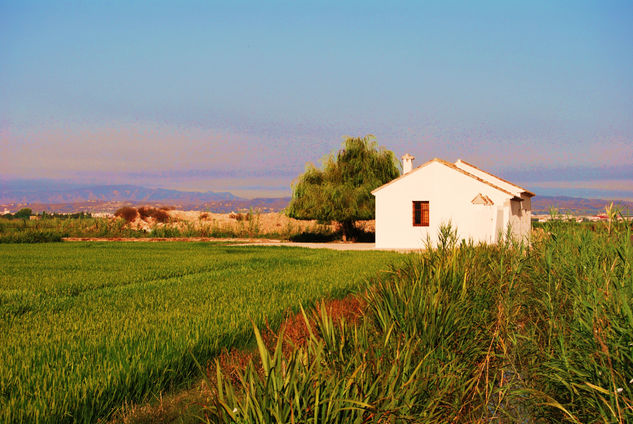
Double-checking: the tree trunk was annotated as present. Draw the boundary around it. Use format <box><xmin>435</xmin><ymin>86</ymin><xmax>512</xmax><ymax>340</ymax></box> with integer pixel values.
<box><xmin>341</xmin><ymin>220</ymin><xmax>355</xmax><ymax>242</ymax></box>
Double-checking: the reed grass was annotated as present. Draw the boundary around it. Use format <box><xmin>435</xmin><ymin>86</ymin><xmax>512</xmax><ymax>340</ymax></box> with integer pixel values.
<box><xmin>207</xmin><ymin>219</ymin><xmax>632</xmax><ymax>423</ymax></box>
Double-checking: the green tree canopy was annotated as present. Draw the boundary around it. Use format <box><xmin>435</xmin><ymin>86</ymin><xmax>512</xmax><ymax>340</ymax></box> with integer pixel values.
<box><xmin>287</xmin><ymin>135</ymin><xmax>400</xmax><ymax>240</ymax></box>
<box><xmin>14</xmin><ymin>208</ymin><xmax>32</xmax><ymax>219</ymax></box>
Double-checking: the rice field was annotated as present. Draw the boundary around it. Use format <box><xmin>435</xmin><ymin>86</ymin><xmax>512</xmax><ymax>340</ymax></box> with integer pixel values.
<box><xmin>0</xmin><ymin>242</ymin><xmax>403</xmax><ymax>423</ymax></box>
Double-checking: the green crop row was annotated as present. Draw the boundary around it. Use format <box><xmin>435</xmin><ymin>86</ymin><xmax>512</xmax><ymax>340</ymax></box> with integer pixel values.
<box><xmin>0</xmin><ymin>243</ymin><xmax>403</xmax><ymax>423</ymax></box>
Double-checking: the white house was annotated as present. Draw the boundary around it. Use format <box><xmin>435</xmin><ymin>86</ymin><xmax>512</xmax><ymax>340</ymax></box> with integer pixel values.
<box><xmin>372</xmin><ymin>155</ymin><xmax>534</xmax><ymax>249</ymax></box>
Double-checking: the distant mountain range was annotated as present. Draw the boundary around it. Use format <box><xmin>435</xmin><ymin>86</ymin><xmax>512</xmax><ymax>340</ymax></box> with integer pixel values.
<box><xmin>0</xmin><ymin>180</ymin><xmax>239</xmax><ymax>204</ymax></box>
<box><xmin>1</xmin><ymin>179</ymin><xmax>631</xmax><ymax>215</ymax></box>
<box><xmin>0</xmin><ymin>179</ymin><xmax>289</xmax><ymax>213</ymax></box>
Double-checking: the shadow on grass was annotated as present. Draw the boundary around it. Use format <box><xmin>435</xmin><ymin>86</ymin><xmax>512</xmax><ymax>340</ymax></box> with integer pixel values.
<box><xmin>289</xmin><ymin>230</ymin><xmax>375</xmax><ymax>243</ymax></box>
<box><xmin>289</xmin><ymin>231</ymin><xmax>339</xmax><ymax>243</ymax></box>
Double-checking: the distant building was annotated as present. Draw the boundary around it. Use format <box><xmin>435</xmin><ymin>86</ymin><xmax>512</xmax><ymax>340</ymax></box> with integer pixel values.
<box><xmin>372</xmin><ymin>155</ymin><xmax>534</xmax><ymax>249</ymax></box>
<box><xmin>92</xmin><ymin>212</ymin><xmax>114</xmax><ymax>218</ymax></box>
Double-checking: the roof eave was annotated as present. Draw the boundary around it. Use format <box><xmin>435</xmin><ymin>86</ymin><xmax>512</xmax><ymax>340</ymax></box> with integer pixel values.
<box><xmin>371</xmin><ymin>159</ymin><xmax>437</xmax><ymax>195</ymax></box>
<box><xmin>456</xmin><ymin>158</ymin><xmax>535</xmax><ymax>197</ymax></box>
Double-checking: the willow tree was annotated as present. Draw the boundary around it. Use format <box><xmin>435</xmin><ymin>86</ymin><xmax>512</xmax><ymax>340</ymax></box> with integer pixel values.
<box><xmin>287</xmin><ymin>135</ymin><xmax>400</xmax><ymax>241</ymax></box>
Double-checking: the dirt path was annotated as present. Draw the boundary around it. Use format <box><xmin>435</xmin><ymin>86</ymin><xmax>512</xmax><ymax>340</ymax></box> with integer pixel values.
<box><xmin>62</xmin><ymin>237</ymin><xmax>285</xmax><ymax>243</ymax></box>
<box><xmin>236</xmin><ymin>241</ymin><xmax>384</xmax><ymax>250</ymax></box>
<box><xmin>62</xmin><ymin>237</ymin><xmax>414</xmax><ymax>251</ymax></box>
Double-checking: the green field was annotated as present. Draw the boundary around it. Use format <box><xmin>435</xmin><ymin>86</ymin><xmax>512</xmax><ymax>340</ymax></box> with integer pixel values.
<box><xmin>0</xmin><ymin>242</ymin><xmax>403</xmax><ymax>423</ymax></box>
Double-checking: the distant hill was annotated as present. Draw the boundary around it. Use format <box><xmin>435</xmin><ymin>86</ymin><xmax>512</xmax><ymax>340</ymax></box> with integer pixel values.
<box><xmin>0</xmin><ymin>180</ymin><xmax>239</xmax><ymax>204</ymax></box>
<box><xmin>532</xmin><ymin>195</ymin><xmax>633</xmax><ymax>215</ymax></box>
<box><xmin>0</xmin><ymin>198</ymin><xmax>292</xmax><ymax>214</ymax></box>
<box><xmin>0</xmin><ymin>179</ymin><xmax>291</xmax><ymax>213</ymax></box>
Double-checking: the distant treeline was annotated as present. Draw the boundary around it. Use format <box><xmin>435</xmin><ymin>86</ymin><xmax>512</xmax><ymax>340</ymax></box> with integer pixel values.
<box><xmin>1</xmin><ymin>208</ymin><xmax>92</xmax><ymax>220</ymax></box>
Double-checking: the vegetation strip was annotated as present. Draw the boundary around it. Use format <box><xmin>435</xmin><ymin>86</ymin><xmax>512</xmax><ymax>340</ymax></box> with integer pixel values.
<box><xmin>0</xmin><ymin>210</ymin><xmax>350</xmax><ymax>244</ymax></box>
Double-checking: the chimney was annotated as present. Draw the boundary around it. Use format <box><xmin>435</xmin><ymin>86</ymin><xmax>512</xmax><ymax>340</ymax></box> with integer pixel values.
<box><xmin>401</xmin><ymin>153</ymin><xmax>415</xmax><ymax>174</ymax></box>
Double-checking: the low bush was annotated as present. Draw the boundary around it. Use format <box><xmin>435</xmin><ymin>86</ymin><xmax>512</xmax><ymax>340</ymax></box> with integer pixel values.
<box><xmin>137</xmin><ymin>207</ymin><xmax>152</xmax><ymax>220</ymax></box>
<box><xmin>229</xmin><ymin>212</ymin><xmax>248</xmax><ymax>221</ymax></box>
<box><xmin>13</xmin><ymin>208</ymin><xmax>33</xmax><ymax>219</ymax></box>
<box><xmin>0</xmin><ymin>230</ymin><xmax>64</xmax><ymax>243</ymax></box>
<box><xmin>137</xmin><ymin>206</ymin><xmax>170</xmax><ymax>223</ymax></box>
<box><xmin>114</xmin><ymin>207</ymin><xmax>138</xmax><ymax>222</ymax></box>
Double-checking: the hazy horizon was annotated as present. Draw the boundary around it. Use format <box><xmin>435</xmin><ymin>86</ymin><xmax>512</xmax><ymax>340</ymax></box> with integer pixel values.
<box><xmin>2</xmin><ymin>1</ymin><xmax>631</xmax><ymax>199</ymax></box>
<box><xmin>2</xmin><ymin>173</ymin><xmax>633</xmax><ymax>202</ymax></box>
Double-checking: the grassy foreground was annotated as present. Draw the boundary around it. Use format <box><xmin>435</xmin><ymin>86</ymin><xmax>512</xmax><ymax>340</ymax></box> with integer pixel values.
<box><xmin>207</xmin><ymin>221</ymin><xmax>632</xmax><ymax>423</ymax></box>
<box><xmin>0</xmin><ymin>242</ymin><xmax>403</xmax><ymax>423</ymax></box>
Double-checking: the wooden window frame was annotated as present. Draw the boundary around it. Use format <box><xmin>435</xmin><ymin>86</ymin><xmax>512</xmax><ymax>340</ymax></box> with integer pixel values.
<box><xmin>412</xmin><ymin>201</ymin><xmax>429</xmax><ymax>227</ymax></box>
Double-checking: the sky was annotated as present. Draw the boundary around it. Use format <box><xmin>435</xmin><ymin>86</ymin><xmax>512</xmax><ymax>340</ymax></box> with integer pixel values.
<box><xmin>1</xmin><ymin>0</ymin><xmax>632</xmax><ymax>199</ymax></box>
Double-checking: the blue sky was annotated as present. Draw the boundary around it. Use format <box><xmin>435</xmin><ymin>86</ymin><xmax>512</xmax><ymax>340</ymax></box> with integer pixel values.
<box><xmin>1</xmin><ymin>0</ymin><xmax>632</xmax><ymax>198</ymax></box>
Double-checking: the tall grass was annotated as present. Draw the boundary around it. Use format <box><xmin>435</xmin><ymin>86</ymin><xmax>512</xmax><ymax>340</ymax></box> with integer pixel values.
<box><xmin>207</xmin><ymin>229</ymin><xmax>522</xmax><ymax>422</ymax></box>
<box><xmin>208</xmin><ymin>220</ymin><xmax>632</xmax><ymax>423</ymax></box>
<box><xmin>515</xmin><ymin>216</ymin><xmax>632</xmax><ymax>422</ymax></box>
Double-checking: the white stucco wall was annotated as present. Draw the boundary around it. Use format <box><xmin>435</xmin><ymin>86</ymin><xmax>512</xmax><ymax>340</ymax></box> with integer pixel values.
<box><xmin>455</xmin><ymin>159</ymin><xmax>532</xmax><ymax>242</ymax></box>
<box><xmin>374</xmin><ymin>161</ymin><xmax>513</xmax><ymax>249</ymax></box>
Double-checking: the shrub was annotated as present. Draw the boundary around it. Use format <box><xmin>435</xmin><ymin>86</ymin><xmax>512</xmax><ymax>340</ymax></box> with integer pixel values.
<box><xmin>137</xmin><ymin>207</ymin><xmax>151</xmax><ymax>220</ymax></box>
<box><xmin>152</xmin><ymin>208</ymin><xmax>170</xmax><ymax>223</ymax></box>
<box><xmin>137</xmin><ymin>206</ymin><xmax>170</xmax><ymax>223</ymax></box>
<box><xmin>114</xmin><ymin>207</ymin><xmax>138</xmax><ymax>222</ymax></box>
<box><xmin>229</xmin><ymin>213</ymin><xmax>247</xmax><ymax>221</ymax></box>
<box><xmin>0</xmin><ymin>230</ymin><xmax>63</xmax><ymax>243</ymax></box>
<box><xmin>14</xmin><ymin>208</ymin><xmax>32</xmax><ymax>219</ymax></box>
